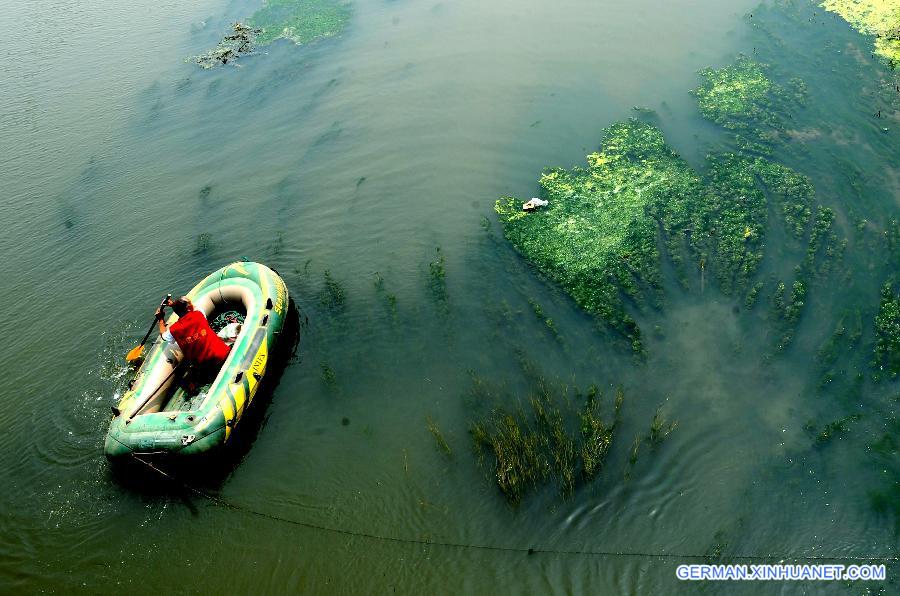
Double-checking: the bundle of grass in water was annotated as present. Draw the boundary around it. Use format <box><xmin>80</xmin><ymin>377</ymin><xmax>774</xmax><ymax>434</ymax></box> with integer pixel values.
<box><xmin>470</xmin><ymin>380</ymin><xmax>623</xmax><ymax>504</ymax></box>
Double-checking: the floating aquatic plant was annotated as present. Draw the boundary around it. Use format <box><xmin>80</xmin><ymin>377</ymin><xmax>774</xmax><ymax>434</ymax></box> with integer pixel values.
<box><xmin>819</xmin><ymin>0</ymin><xmax>900</xmax><ymax>63</ymax></box>
<box><xmin>319</xmin><ymin>269</ymin><xmax>346</xmax><ymax>311</ymax></box>
<box><xmin>496</xmin><ymin>119</ymin><xmax>703</xmax><ymax>353</ymax></box>
<box><xmin>691</xmin><ymin>56</ymin><xmax>804</xmax><ymax>153</ymax></box>
<box><xmin>249</xmin><ymin>0</ymin><xmax>352</xmax><ymax>45</ymax></box>
<box><xmin>193</xmin><ymin>0</ymin><xmax>351</xmax><ymax>68</ymax></box>
<box><xmin>496</xmin><ymin>114</ymin><xmax>842</xmax><ymax>352</ymax></box>
<box><xmin>426</xmin><ymin>417</ymin><xmax>452</xmax><ymax>456</ymax></box>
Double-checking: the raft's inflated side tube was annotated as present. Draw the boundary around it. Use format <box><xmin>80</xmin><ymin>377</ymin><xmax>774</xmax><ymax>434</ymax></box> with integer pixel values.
<box><xmin>105</xmin><ymin>261</ymin><xmax>289</xmax><ymax>459</ymax></box>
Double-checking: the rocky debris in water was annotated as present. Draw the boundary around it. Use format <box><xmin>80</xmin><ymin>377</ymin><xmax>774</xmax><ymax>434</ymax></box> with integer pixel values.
<box><xmin>691</xmin><ymin>55</ymin><xmax>806</xmax><ymax>154</ymax></box>
<box><xmin>820</xmin><ymin>0</ymin><xmax>900</xmax><ymax>63</ymax></box>
<box><xmin>192</xmin><ymin>22</ymin><xmax>260</xmax><ymax>68</ymax></box>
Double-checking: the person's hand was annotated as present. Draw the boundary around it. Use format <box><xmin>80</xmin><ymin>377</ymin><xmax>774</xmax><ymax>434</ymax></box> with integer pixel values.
<box><xmin>156</xmin><ymin>307</ymin><xmax>165</xmax><ymax>320</ymax></box>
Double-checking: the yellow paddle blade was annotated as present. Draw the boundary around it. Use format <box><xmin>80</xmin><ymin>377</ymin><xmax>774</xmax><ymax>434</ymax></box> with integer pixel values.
<box><xmin>125</xmin><ymin>344</ymin><xmax>144</xmax><ymax>363</ymax></box>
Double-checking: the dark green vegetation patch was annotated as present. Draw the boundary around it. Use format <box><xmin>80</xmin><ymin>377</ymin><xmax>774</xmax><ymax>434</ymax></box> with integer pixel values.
<box><xmin>249</xmin><ymin>0</ymin><xmax>352</xmax><ymax>45</ymax></box>
<box><xmin>496</xmin><ymin>115</ymin><xmax>841</xmax><ymax>353</ymax></box>
<box><xmin>691</xmin><ymin>55</ymin><xmax>806</xmax><ymax>154</ymax></box>
<box><xmin>495</xmin><ymin>55</ymin><xmax>851</xmax><ymax>355</ymax></box>
<box><xmin>874</xmin><ymin>281</ymin><xmax>900</xmax><ymax>381</ymax></box>
<box><xmin>496</xmin><ymin>120</ymin><xmax>702</xmax><ymax>353</ymax></box>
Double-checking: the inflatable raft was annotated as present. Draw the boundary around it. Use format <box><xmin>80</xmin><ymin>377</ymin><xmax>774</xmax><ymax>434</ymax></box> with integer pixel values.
<box><xmin>105</xmin><ymin>261</ymin><xmax>289</xmax><ymax>460</ymax></box>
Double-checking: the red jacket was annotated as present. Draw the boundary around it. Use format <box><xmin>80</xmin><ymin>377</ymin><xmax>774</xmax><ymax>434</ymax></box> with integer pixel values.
<box><xmin>170</xmin><ymin>310</ymin><xmax>230</xmax><ymax>367</ymax></box>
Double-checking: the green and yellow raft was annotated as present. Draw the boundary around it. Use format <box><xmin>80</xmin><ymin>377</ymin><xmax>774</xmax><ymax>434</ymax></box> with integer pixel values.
<box><xmin>105</xmin><ymin>261</ymin><xmax>289</xmax><ymax>460</ymax></box>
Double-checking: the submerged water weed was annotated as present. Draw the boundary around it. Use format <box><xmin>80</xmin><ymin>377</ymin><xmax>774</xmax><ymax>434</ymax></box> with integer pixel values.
<box><xmin>623</xmin><ymin>433</ymin><xmax>643</xmax><ymax>481</ymax></box>
<box><xmin>426</xmin><ymin>417</ymin><xmax>452</xmax><ymax>456</ymax></box>
<box><xmin>817</xmin><ymin>308</ymin><xmax>863</xmax><ymax>371</ymax></box>
<box><xmin>867</xmin><ymin>412</ymin><xmax>900</xmax><ymax>532</ymax></box>
<box><xmin>527</xmin><ymin>299</ymin><xmax>561</xmax><ymax>341</ymax></box>
<box><xmin>648</xmin><ymin>405</ymin><xmax>677</xmax><ymax>446</ymax></box>
<box><xmin>428</xmin><ymin>247</ymin><xmax>448</xmax><ymax>310</ymax></box>
<box><xmin>806</xmin><ymin>413</ymin><xmax>862</xmax><ymax>445</ymax></box>
<box><xmin>373</xmin><ymin>272</ymin><xmax>398</xmax><ymax>317</ymax></box>
<box><xmin>320</xmin><ymin>362</ymin><xmax>337</xmax><ymax>387</ymax></box>
<box><xmin>873</xmin><ymin>281</ymin><xmax>900</xmax><ymax>380</ymax></box>
<box><xmin>820</xmin><ymin>0</ymin><xmax>900</xmax><ymax>63</ymax></box>
<box><xmin>193</xmin><ymin>232</ymin><xmax>212</xmax><ymax>255</ymax></box>
<box><xmin>691</xmin><ymin>55</ymin><xmax>803</xmax><ymax>153</ymax></box>
<box><xmin>319</xmin><ymin>269</ymin><xmax>346</xmax><ymax>311</ymax></box>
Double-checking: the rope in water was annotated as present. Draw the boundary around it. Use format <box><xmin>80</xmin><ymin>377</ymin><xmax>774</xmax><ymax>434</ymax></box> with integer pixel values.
<box><xmin>129</xmin><ymin>455</ymin><xmax>899</xmax><ymax>563</ymax></box>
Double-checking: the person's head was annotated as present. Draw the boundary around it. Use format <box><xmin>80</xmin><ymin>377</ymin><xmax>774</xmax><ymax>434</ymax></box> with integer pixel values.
<box><xmin>169</xmin><ymin>296</ymin><xmax>193</xmax><ymax>316</ymax></box>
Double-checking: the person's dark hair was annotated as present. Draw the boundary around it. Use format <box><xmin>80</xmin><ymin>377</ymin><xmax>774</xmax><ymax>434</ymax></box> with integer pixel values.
<box><xmin>171</xmin><ymin>297</ymin><xmax>191</xmax><ymax>316</ymax></box>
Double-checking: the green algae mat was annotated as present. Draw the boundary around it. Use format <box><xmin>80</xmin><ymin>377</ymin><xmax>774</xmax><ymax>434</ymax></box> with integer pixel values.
<box><xmin>496</xmin><ymin>57</ymin><xmax>843</xmax><ymax>356</ymax></box>
<box><xmin>819</xmin><ymin>0</ymin><xmax>900</xmax><ymax>63</ymax></box>
<box><xmin>193</xmin><ymin>0</ymin><xmax>351</xmax><ymax>68</ymax></box>
<box><xmin>496</xmin><ymin>120</ymin><xmax>699</xmax><ymax>353</ymax></box>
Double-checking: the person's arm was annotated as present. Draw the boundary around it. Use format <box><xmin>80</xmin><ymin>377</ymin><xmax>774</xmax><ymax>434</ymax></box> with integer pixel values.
<box><xmin>156</xmin><ymin>307</ymin><xmax>167</xmax><ymax>336</ymax></box>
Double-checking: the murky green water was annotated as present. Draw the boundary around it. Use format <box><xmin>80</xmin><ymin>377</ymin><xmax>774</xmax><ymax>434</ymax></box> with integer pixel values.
<box><xmin>3</xmin><ymin>0</ymin><xmax>900</xmax><ymax>592</ymax></box>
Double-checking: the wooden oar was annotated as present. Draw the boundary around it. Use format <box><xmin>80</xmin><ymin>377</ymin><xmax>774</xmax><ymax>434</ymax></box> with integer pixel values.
<box><xmin>125</xmin><ymin>294</ymin><xmax>171</xmax><ymax>363</ymax></box>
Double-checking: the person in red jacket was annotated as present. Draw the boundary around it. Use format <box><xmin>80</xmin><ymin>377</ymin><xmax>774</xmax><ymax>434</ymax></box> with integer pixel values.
<box><xmin>156</xmin><ymin>296</ymin><xmax>231</xmax><ymax>389</ymax></box>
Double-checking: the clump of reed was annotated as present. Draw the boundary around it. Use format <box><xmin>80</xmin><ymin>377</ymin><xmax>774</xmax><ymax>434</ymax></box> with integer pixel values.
<box><xmin>648</xmin><ymin>405</ymin><xmax>678</xmax><ymax>445</ymax></box>
<box><xmin>469</xmin><ymin>377</ymin><xmax>623</xmax><ymax>504</ymax></box>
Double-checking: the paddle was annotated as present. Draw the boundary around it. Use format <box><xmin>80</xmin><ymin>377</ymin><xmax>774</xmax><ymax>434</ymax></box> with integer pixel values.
<box><xmin>125</xmin><ymin>294</ymin><xmax>171</xmax><ymax>363</ymax></box>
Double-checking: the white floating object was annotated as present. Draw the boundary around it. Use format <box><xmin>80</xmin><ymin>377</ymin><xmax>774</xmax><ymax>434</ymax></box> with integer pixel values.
<box><xmin>522</xmin><ymin>197</ymin><xmax>549</xmax><ymax>211</ymax></box>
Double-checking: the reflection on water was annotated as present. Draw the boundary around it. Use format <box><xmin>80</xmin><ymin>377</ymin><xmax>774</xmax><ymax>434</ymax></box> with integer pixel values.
<box><xmin>2</xmin><ymin>0</ymin><xmax>900</xmax><ymax>592</ymax></box>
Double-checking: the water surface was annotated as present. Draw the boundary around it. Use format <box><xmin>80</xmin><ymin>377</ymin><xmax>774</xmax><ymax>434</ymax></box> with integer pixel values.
<box><xmin>2</xmin><ymin>0</ymin><xmax>899</xmax><ymax>592</ymax></box>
